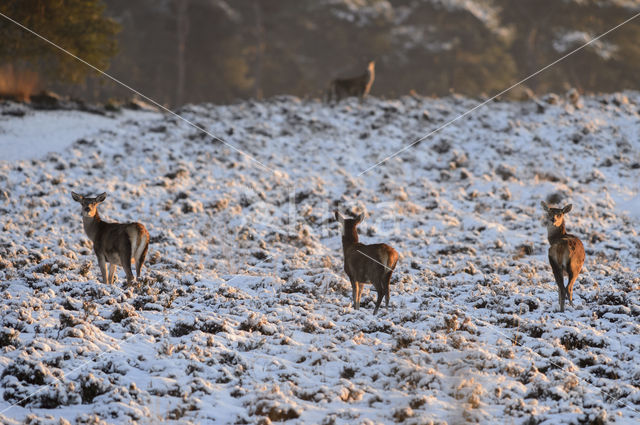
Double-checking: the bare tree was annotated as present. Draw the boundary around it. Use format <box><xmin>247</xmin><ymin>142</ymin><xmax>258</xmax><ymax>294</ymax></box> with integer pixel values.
<box><xmin>253</xmin><ymin>0</ymin><xmax>265</xmax><ymax>100</ymax></box>
<box><xmin>176</xmin><ymin>0</ymin><xmax>190</xmax><ymax>106</ymax></box>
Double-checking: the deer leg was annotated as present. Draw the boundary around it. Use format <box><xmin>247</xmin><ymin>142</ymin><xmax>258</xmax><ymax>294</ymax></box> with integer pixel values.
<box><xmin>356</xmin><ymin>282</ymin><xmax>365</xmax><ymax>310</ymax></box>
<box><xmin>136</xmin><ymin>243</ymin><xmax>148</xmax><ymax>279</ymax></box>
<box><xmin>566</xmin><ymin>268</ymin><xmax>579</xmax><ymax>308</ymax></box>
<box><xmin>549</xmin><ymin>256</ymin><xmax>566</xmax><ymax>312</ymax></box>
<box><xmin>108</xmin><ymin>264</ymin><xmax>117</xmax><ymax>285</ymax></box>
<box><xmin>373</xmin><ymin>281</ymin><xmax>384</xmax><ymax>315</ymax></box>
<box><xmin>384</xmin><ymin>272</ymin><xmax>392</xmax><ymax>309</ymax></box>
<box><xmin>97</xmin><ymin>255</ymin><xmax>108</xmax><ymax>285</ymax></box>
<box><xmin>349</xmin><ymin>277</ymin><xmax>357</xmax><ymax>310</ymax></box>
<box><xmin>122</xmin><ymin>262</ymin><xmax>135</xmax><ymax>286</ymax></box>
<box><xmin>121</xmin><ymin>244</ymin><xmax>135</xmax><ymax>286</ymax></box>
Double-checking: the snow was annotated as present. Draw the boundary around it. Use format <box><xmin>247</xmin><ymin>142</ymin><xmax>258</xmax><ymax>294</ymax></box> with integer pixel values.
<box><xmin>324</xmin><ymin>0</ymin><xmax>508</xmax><ymax>35</ymax></box>
<box><xmin>0</xmin><ymin>92</ymin><xmax>639</xmax><ymax>424</ymax></box>
<box><xmin>610</xmin><ymin>191</ymin><xmax>640</xmax><ymax>220</ymax></box>
<box><xmin>0</xmin><ymin>108</ymin><xmax>161</xmax><ymax>161</ymax></box>
<box><xmin>552</xmin><ymin>31</ymin><xmax>618</xmax><ymax>60</ymax></box>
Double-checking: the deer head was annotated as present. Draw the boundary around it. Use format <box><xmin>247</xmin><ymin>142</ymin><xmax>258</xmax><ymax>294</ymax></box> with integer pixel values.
<box><xmin>334</xmin><ymin>210</ymin><xmax>364</xmax><ymax>238</ymax></box>
<box><xmin>72</xmin><ymin>192</ymin><xmax>107</xmax><ymax>219</ymax></box>
<box><xmin>541</xmin><ymin>201</ymin><xmax>572</xmax><ymax>228</ymax></box>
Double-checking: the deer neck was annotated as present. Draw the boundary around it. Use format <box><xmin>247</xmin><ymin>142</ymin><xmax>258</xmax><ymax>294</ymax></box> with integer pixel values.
<box><xmin>82</xmin><ymin>211</ymin><xmax>103</xmax><ymax>242</ymax></box>
<box><xmin>341</xmin><ymin>227</ymin><xmax>359</xmax><ymax>254</ymax></box>
<box><xmin>546</xmin><ymin>221</ymin><xmax>567</xmax><ymax>244</ymax></box>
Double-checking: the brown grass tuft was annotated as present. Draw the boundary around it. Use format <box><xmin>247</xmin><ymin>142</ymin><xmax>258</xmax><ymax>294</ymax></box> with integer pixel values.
<box><xmin>0</xmin><ymin>64</ymin><xmax>40</xmax><ymax>101</ymax></box>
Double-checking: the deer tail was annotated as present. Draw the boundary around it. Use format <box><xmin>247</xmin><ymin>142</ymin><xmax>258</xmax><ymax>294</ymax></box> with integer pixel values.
<box><xmin>128</xmin><ymin>223</ymin><xmax>149</xmax><ymax>265</ymax></box>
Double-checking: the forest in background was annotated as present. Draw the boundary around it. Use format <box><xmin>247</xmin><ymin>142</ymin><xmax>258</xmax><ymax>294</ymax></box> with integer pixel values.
<box><xmin>1</xmin><ymin>0</ymin><xmax>640</xmax><ymax>106</ymax></box>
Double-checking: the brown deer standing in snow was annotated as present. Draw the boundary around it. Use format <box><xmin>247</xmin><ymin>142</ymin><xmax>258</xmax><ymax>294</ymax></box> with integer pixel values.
<box><xmin>541</xmin><ymin>201</ymin><xmax>585</xmax><ymax>312</ymax></box>
<box><xmin>72</xmin><ymin>192</ymin><xmax>149</xmax><ymax>285</ymax></box>
<box><xmin>335</xmin><ymin>211</ymin><xmax>399</xmax><ymax>314</ymax></box>
<box><xmin>327</xmin><ymin>61</ymin><xmax>375</xmax><ymax>102</ymax></box>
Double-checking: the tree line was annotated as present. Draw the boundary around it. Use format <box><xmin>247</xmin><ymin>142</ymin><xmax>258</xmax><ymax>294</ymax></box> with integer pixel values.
<box><xmin>1</xmin><ymin>0</ymin><xmax>639</xmax><ymax>105</ymax></box>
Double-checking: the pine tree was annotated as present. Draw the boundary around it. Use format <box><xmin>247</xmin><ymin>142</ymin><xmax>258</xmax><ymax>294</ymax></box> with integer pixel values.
<box><xmin>0</xmin><ymin>0</ymin><xmax>120</xmax><ymax>97</ymax></box>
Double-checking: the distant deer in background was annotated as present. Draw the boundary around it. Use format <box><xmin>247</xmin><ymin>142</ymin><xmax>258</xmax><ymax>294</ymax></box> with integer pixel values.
<box><xmin>335</xmin><ymin>210</ymin><xmax>398</xmax><ymax>314</ymax></box>
<box><xmin>327</xmin><ymin>61</ymin><xmax>375</xmax><ymax>102</ymax></box>
<box><xmin>72</xmin><ymin>192</ymin><xmax>149</xmax><ymax>286</ymax></box>
<box><xmin>541</xmin><ymin>201</ymin><xmax>585</xmax><ymax>312</ymax></box>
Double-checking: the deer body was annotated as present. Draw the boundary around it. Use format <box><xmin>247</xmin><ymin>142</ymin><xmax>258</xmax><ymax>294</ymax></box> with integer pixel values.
<box><xmin>328</xmin><ymin>61</ymin><xmax>375</xmax><ymax>102</ymax></box>
<box><xmin>72</xmin><ymin>192</ymin><xmax>149</xmax><ymax>285</ymax></box>
<box><xmin>335</xmin><ymin>211</ymin><xmax>398</xmax><ymax>314</ymax></box>
<box><xmin>541</xmin><ymin>201</ymin><xmax>585</xmax><ymax>312</ymax></box>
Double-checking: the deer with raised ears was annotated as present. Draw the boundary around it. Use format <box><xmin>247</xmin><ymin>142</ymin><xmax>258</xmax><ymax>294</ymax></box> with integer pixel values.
<box><xmin>71</xmin><ymin>192</ymin><xmax>150</xmax><ymax>286</ymax></box>
<box><xmin>541</xmin><ymin>201</ymin><xmax>585</xmax><ymax>312</ymax></box>
<box><xmin>334</xmin><ymin>210</ymin><xmax>399</xmax><ymax>314</ymax></box>
<box><xmin>327</xmin><ymin>61</ymin><xmax>375</xmax><ymax>102</ymax></box>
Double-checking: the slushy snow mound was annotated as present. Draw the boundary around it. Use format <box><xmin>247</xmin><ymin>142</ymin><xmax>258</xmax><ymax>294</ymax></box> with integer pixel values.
<box><xmin>0</xmin><ymin>93</ymin><xmax>639</xmax><ymax>424</ymax></box>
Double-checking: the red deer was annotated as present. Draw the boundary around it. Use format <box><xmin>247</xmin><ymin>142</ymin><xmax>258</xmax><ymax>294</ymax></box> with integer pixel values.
<box><xmin>541</xmin><ymin>201</ymin><xmax>585</xmax><ymax>312</ymax></box>
<box><xmin>327</xmin><ymin>61</ymin><xmax>375</xmax><ymax>102</ymax></box>
<box><xmin>72</xmin><ymin>192</ymin><xmax>149</xmax><ymax>285</ymax></box>
<box><xmin>335</xmin><ymin>210</ymin><xmax>398</xmax><ymax>314</ymax></box>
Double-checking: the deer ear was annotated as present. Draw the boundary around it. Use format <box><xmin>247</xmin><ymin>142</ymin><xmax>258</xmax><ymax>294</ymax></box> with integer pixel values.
<box><xmin>562</xmin><ymin>204</ymin><xmax>572</xmax><ymax>214</ymax></box>
<box><xmin>334</xmin><ymin>210</ymin><xmax>344</xmax><ymax>223</ymax></box>
<box><xmin>71</xmin><ymin>192</ymin><xmax>83</xmax><ymax>202</ymax></box>
<box><xmin>355</xmin><ymin>213</ymin><xmax>364</xmax><ymax>224</ymax></box>
<box><xmin>95</xmin><ymin>192</ymin><xmax>107</xmax><ymax>203</ymax></box>
<box><xmin>540</xmin><ymin>201</ymin><xmax>549</xmax><ymax>211</ymax></box>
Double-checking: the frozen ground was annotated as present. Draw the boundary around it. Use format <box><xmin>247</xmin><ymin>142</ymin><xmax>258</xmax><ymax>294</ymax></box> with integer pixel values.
<box><xmin>0</xmin><ymin>92</ymin><xmax>639</xmax><ymax>424</ymax></box>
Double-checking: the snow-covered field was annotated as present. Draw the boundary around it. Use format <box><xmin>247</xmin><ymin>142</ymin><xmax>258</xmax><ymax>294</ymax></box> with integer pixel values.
<box><xmin>0</xmin><ymin>106</ymin><xmax>161</xmax><ymax>161</ymax></box>
<box><xmin>0</xmin><ymin>93</ymin><xmax>639</xmax><ymax>424</ymax></box>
